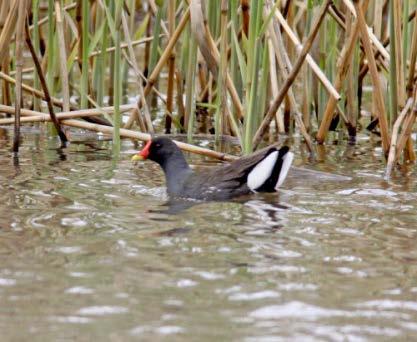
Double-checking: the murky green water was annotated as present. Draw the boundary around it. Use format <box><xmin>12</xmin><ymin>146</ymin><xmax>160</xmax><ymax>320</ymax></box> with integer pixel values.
<box><xmin>1</xmin><ymin>127</ymin><xmax>417</xmax><ymax>341</ymax></box>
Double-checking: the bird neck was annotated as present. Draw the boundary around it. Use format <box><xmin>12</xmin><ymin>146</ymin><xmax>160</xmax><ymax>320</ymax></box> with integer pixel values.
<box><xmin>159</xmin><ymin>151</ymin><xmax>191</xmax><ymax>195</ymax></box>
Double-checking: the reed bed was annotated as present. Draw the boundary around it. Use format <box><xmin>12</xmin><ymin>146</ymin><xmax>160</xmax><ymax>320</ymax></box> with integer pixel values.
<box><xmin>1</xmin><ymin>0</ymin><xmax>417</xmax><ymax>178</ymax></box>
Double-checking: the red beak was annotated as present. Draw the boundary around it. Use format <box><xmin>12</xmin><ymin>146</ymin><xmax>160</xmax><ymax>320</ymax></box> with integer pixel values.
<box><xmin>132</xmin><ymin>140</ymin><xmax>152</xmax><ymax>161</ymax></box>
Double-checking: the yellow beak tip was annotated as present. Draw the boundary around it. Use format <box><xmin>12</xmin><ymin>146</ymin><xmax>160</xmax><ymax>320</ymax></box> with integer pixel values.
<box><xmin>131</xmin><ymin>154</ymin><xmax>144</xmax><ymax>162</ymax></box>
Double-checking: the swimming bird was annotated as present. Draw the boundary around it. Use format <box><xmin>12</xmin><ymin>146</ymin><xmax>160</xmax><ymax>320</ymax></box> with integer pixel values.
<box><xmin>132</xmin><ymin>137</ymin><xmax>293</xmax><ymax>201</ymax></box>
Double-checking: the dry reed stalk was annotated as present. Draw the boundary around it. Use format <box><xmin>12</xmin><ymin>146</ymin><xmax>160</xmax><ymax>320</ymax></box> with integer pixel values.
<box><xmin>164</xmin><ymin>0</ymin><xmax>176</xmax><ymax>134</ymax></box>
<box><xmin>55</xmin><ymin>1</ymin><xmax>70</xmax><ymax>112</ymax></box>
<box><xmin>1</xmin><ymin>59</ymin><xmax>11</xmax><ymax>107</ymax></box>
<box><xmin>396</xmin><ymin>110</ymin><xmax>417</xmax><ymax>163</ymax></box>
<box><xmin>267</xmin><ymin>38</ymin><xmax>284</xmax><ymax>133</ymax></box>
<box><xmin>126</xmin><ymin>7</ymin><xmax>191</xmax><ymax>126</ymax></box>
<box><xmin>386</xmin><ymin>97</ymin><xmax>414</xmax><ymax>178</ymax></box>
<box><xmin>355</xmin><ymin>1</ymin><xmax>390</xmax><ymax>155</ymax></box>
<box><xmin>189</xmin><ymin>0</ymin><xmax>244</xmax><ymax>120</ymax></box>
<box><xmin>0</xmin><ymin>104</ymin><xmax>136</xmax><ymax>124</ymax></box>
<box><xmin>76</xmin><ymin>124</ymin><xmax>236</xmax><ymax>161</ymax></box>
<box><xmin>51</xmin><ymin>119</ymin><xmax>236</xmax><ymax>162</ymax></box>
<box><xmin>345</xmin><ymin>8</ymin><xmax>357</xmax><ymax>137</ymax></box>
<box><xmin>29</xmin><ymin>3</ymin><xmax>77</xmax><ymax>31</ymax></box>
<box><xmin>253</xmin><ymin>0</ymin><xmax>331</xmax><ymax>148</ymax></box>
<box><xmin>343</xmin><ymin>0</ymin><xmax>390</xmax><ymax>62</ymax></box>
<box><xmin>120</xmin><ymin>11</ymin><xmax>153</xmax><ymax>132</ymax></box>
<box><xmin>328</xmin><ymin>3</ymin><xmax>347</xmax><ymax>30</ymax></box>
<box><xmin>0</xmin><ymin>1</ymin><xmax>10</xmax><ymax>29</ymax></box>
<box><xmin>11</xmin><ymin>36</ymin><xmax>159</xmax><ymax>76</ymax></box>
<box><xmin>175</xmin><ymin>69</ymin><xmax>186</xmax><ymax>128</ymax></box>
<box><xmin>0</xmin><ymin>71</ymin><xmax>73</xmax><ymax>110</ymax></box>
<box><xmin>394</xmin><ymin>85</ymin><xmax>417</xmax><ymax>163</ymax></box>
<box><xmin>13</xmin><ymin>0</ymin><xmax>26</xmax><ymax>152</ymax></box>
<box><xmin>25</xmin><ymin>22</ymin><xmax>68</xmax><ymax>144</ymax></box>
<box><xmin>148</xmin><ymin>0</ymin><xmax>169</xmax><ymax>35</ymax></box>
<box><xmin>392</xmin><ymin>0</ymin><xmax>406</xmax><ymax>108</ymax></box>
<box><xmin>190</xmin><ymin>0</ymin><xmax>218</xmax><ymax>77</ymax></box>
<box><xmin>266</xmin><ymin>10</ymin><xmax>313</xmax><ymax>151</ymax></box>
<box><xmin>316</xmin><ymin>0</ymin><xmax>370</xmax><ymax>144</ymax></box>
<box><xmin>274</xmin><ymin>9</ymin><xmax>340</xmax><ymax>101</ymax></box>
<box><xmin>241</xmin><ymin>0</ymin><xmax>250</xmax><ymax>37</ymax></box>
<box><xmin>406</xmin><ymin>12</ymin><xmax>417</xmax><ymax>96</ymax></box>
<box><xmin>75</xmin><ymin>0</ymin><xmax>82</xmax><ymax>70</ymax></box>
<box><xmin>217</xmin><ymin>0</ymin><xmax>230</xmax><ymax>137</ymax></box>
<box><xmin>205</xmin><ymin>19</ymin><xmax>245</xmax><ymax>121</ymax></box>
<box><xmin>0</xmin><ymin>0</ymin><xmax>18</xmax><ymax>65</ymax></box>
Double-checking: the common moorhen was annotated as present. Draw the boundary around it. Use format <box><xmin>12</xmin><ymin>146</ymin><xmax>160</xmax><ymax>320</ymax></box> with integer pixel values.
<box><xmin>132</xmin><ymin>137</ymin><xmax>293</xmax><ymax>200</ymax></box>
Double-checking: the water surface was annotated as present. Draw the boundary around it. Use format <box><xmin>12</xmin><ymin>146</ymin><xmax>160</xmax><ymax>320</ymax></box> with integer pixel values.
<box><xmin>1</xmin><ymin>127</ymin><xmax>417</xmax><ymax>340</ymax></box>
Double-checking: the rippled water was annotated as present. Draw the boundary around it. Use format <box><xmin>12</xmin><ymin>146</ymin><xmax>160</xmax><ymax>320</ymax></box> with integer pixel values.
<box><xmin>1</xmin><ymin>127</ymin><xmax>417</xmax><ymax>340</ymax></box>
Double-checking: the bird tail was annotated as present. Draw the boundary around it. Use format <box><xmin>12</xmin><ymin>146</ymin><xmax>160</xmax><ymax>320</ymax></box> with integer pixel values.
<box><xmin>275</xmin><ymin>148</ymin><xmax>294</xmax><ymax>190</ymax></box>
<box><xmin>247</xmin><ymin>147</ymin><xmax>294</xmax><ymax>192</ymax></box>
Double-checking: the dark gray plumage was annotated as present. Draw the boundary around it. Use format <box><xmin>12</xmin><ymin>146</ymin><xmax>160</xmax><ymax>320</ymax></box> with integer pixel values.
<box><xmin>135</xmin><ymin>137</ymin><xmax>292</xmax><ymax>201</ymax></box>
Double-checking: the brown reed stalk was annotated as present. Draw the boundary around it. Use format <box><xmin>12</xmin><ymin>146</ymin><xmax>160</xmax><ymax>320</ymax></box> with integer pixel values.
<box><xmin>345</xmin><ymin>6</ymin><xmax>357</xmax><ymax>138</ymax></box>
<box><xmin>316</xmin><ymin>0</ymin><xmax>370</xmax><ymax>144</ymax></box>
<box><xmin>175</xmin><ymin>70</ymin><xmax>186</xmax><ymax>130</ymax></box>
<box><xmin>392</xmin><ymin>0</ymin><xmax>406</xmax><ymax>110</ymax></box>
<box><xmin>25</xmin><ymin>21</ymin><xmax>68</xmax><ymax>144</ymax></box>
<box><xmin>386</xmin><ymin>97</ymin><xmax>414</xmax><ymax>178</ymax></box>
<box><xmin>28</xmin><ymin>3</ymin><xmax>77</xmax><ymax>31</ymax></box>
<box><xmin>355</xmin><ymin>0</ymin><xmax>390</xmax><ymax>155</ymax></box>
<box><xmin>126</xmin><ymin>7</ymin><xmax>191</xmax><ymax>126</ymax></box>
<box><xmin>395</xmin><ymin>107</ymin><xmax>417</xmax><ymax>164</ymax></box>
<box><xmin>0</xmin><ymin>104</ymin><xmax>136</xmax><ymax>124</ymax></box>
<box><xmin>13</xmin><ymin>0</ymin><xmax>27</xmax><ymax>152</ymax></box>
<box><xmin>241</xmin><ymin>0</ymin><xmax>250</xmax><ymax>37</ymax></box>
<box><xmin>0</xmin><ymin>70</ymin><xmax>73</xmax><ymax>110</ymax></box>
<box><xmin>189</xmin><ymin>0</ymin><xmax>244</xmax><ymax>120</ymax></box>
<box><xmin>165</xmin><ymin>0</ymin><xmax>176</xmax><ymax>134</ymax></box>
<box><xmin>267</xmin><ymin>38</ymin><xmax>284</xmax><ymax>133</ymax></box>
<box><xmin>266</xmin><ymin>8</ymin><xmax>313</xmax><ymax>151</ymax></box>
<box><xmin>0</xmin><ymin>1</ymin><xmax>10</xmax><ymax>29</ymax></box>
<box><xmin>274</xmin><ymin>8</ymin><xmax>340</xmax><ymax>101</ymax></box>
<box><xmin>217</xmin><ymin>0</ymin><xmax>230</xmax><ymax>137</ymax></box>
<box><xmin>55</xmin><ymin>1</ymin><xmax>70</xmax><ymax>112</ymax></box>
<box><xmin>0</xmin><ymin>1</ymin><xmax>18</xmax><ymax>65</ymax></box>
<box><xmin>406</xmin><ymin>12</ymin><xmax>417</xmax><ymax>97</ymax></box>
<box><xmin>120</xmin><ymin>11</ymin><xmax>153</xmax><ymax>132</ymax></box>
<box><xmin>12</xmin><ymin>36</ymin><xmax>158</xmax><ymax>76</ymax></box>
<box><xmin>253</xmin><ymin>0</ymin><xmax>331</xmax><ymax>148</ymax></box>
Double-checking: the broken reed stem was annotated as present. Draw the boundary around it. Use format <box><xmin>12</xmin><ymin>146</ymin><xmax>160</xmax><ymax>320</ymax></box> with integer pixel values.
<box><xmin>25</xmin><ymin>22</ymin><xmax>68</xmax><ymax>144</ymax></box>
<box><xmin>253</xmin><ymin>0</ymin><xmax>331</xmax><ymax>148</ymax></box>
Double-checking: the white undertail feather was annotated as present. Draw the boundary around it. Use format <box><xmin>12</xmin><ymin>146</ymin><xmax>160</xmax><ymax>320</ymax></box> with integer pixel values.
<box><xmin>275</xmin><ymin>152</ymin><xmax>294</xmax><ymax>189</ymax></box>
<box><xmin>247</xmin><ymin>151</ymin><xmax>278</xmax><ymax>191</ymax></box>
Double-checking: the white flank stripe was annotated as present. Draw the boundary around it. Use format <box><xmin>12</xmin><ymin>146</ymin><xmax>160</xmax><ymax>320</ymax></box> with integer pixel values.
<box><xmin>247</xmin><ymin>151</ymin><xmax>278</xmax><ymax>191</ymax></box>
<box><xmin>275</xmin><ymin>152</ymin><xmax>294</xmax><ymax>189</ymax></box>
